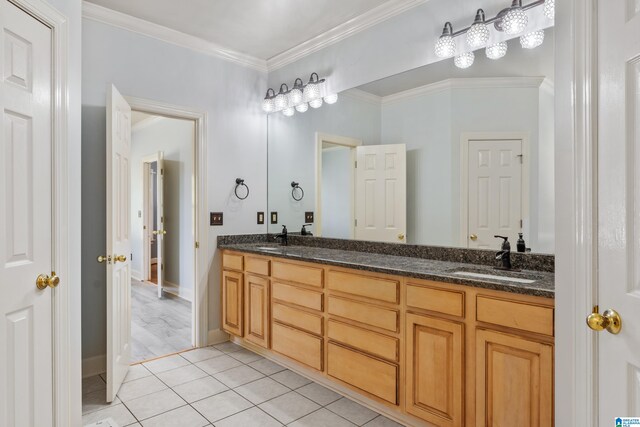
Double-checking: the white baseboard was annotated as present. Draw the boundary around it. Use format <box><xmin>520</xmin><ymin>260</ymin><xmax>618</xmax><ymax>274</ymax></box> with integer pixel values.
<box><xmin>163</xmin><ymin>281</ymin><xmax>193</xmax><ymax>302</ymax></box>
<box><xmin>207</xmin><ymin>329</ymin><xmax>230</xmax><ymax>345</ymax></box>
<box><xmin>82</xmin><ymin>354</ymin><xmax>106</xmax><ymax>378</ymax></box>
<box><xmin>132</xmin><ymin>270</ymin><xmax>142</xmax><ymax>281</ymax></box>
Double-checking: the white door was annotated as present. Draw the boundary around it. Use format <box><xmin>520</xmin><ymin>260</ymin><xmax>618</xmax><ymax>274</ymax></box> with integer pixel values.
<box><xmin>106</xmin><ymin>84</ymin><xmax>132</xmax><ymax>402</ymax></box>
<box><xmin>595</xmin><ymin>1</ymin><xmax>640</xmax><ymax>422</ymax></box>
<box><xmin>155</xmin><ymin>151</ymin><xmax>165</xmax><ymax>298</ymax></box>
<box><xmin>0</xmin><ymin>2</ymin><xmax>53</xmax><ymax>425</ymax></box>
<box><xmin>354</xmin><ymin>144</ymin><xmax>407</xmax><ymax>243</ymax></box>
<box><xmin>467</xmin><ymin>139</ymin><xmax>523</xmax><ymax>249</ymax></box>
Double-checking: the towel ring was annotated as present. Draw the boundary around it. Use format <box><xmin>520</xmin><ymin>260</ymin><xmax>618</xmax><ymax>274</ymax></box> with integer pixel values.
<box><xmin>235</xmin><ymin>178</ymin><xmax>249</xmax><ymax>200</ymax></box>
<box><xmin>291</xmin><ymin>181</ymin><xmax>304</xmax><ymax>201</ymax></box>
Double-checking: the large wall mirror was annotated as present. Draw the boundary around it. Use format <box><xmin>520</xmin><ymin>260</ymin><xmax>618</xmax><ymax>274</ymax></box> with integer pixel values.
<box><xmin>268</xmin><ymin>26</ymin><xmax>554</xmax><ymax>254</ymax></box>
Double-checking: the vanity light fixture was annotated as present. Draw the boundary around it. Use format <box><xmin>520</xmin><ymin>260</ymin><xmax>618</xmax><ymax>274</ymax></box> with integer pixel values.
<box><xmin>520</xmin><ymin>30</ymin><xmax>544</xmax><ymax>49</ymax></box>
<box><xmin>433</xmin><ymin>0</ymin><xmax>549</xmax><ymax>69</ymax></box>
<box><xmin>261</xmin><ymin>72</ymin><xmax>337</xmax><ymax>117</ymax></box>
<box><xmin>466</xmin><ymin>9</ymin><xmax>490</xmax><ymax>49</ymax></box>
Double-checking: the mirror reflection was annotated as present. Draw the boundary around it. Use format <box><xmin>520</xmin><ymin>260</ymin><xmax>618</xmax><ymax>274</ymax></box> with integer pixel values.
<box><xmin>268</xmin><ymin>28</ymin><xmax>554</xmax><ymax>254</ymax></box>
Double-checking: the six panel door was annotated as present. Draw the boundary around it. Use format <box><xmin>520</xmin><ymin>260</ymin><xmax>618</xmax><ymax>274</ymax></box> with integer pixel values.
<box><xmin>222</xmin><ymin>270</ymin><xmax>243</xmax><ymax>336</ymax></box>
<box><xmin>244</xmin><ymin>274</ymin><xmax>269</xmax><ymax>348</ymax></box>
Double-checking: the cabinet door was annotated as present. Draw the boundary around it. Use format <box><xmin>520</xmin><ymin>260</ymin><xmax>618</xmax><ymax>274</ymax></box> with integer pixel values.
<box><xmin>244</xmin><ymin>274</ymin><xmax>269</xmax><ymax>348</ymax></box>
<box><xmin>475</xmin><ymin>329</ymin><xmax>553</xmax><ymax>427</ymax></box>
<box><xmin>222</xmin><ymin>270</ymin><xmax>243</xmax><ymax>336</ymax></box>
<box><xmin>405</xmin><ymin>313</ymin><xmax>464</xmax><ymax>427</ymax></box>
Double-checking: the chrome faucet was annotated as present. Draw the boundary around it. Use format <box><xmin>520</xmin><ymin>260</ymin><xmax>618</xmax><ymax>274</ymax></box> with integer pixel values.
<box><xmin>301</xmin><ymin>224</ymin><xmax>313</xmax><ymax>236</ymax></box>
<box><xmin>274</xmin><ymin>225</ymin><xmax>288</xmax><ymax>246</ymax></box>
<box><xmin>494</xmin><ymin>235</ymin><xmax>512</xmax><ymax>270</ymax></box>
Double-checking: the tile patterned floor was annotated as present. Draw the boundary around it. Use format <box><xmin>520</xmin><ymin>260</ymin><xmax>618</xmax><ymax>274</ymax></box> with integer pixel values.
<box><xmin>131</xmin><ymin>280</ymin><xmax>192</xmax><ymax>363</ymax></box>
<box><xmin>82</xmin><ymin>342</ymin><xmax>404</xmax><ymax>427</ymax></box>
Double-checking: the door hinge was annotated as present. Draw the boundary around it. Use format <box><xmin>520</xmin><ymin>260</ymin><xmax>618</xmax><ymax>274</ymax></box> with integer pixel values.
<box><xmin>161</xmin><ymin>216</ymin><xmax>164</xmax><ymax>223</ymax></box>
<box><xmin>354</xmin><ymin>161</ymin><xmax>357</xmax><ymax>168</ymax></box>
<box><xmin>355</xmin><ymin>219</ymin><xmax>358</xmax><ymax>227</ymax></box>
<box><xmin>195</xmin><ymin>241</ymin><xmax>200</xmax><ymax>249</ymax></box>
<box><xmin>520</xmin><ymin>219</ymin><xmax>523</xmax><ymax>228</ymax></box>
<box><xmin>161</xmin><ymin>168</ymin><xmax>164</xmax><ymax>175</ymax></box>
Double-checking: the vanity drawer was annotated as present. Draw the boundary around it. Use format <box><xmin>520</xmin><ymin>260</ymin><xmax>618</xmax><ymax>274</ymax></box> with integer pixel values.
<box><xmin>272</xmin><ymin>322</ymin><xmax>323</xmax><ymax>371</ymax></box>
<box><xmin>406</xmin><ymin>282</ymin><xmax>465</xmax><ymax>317</ymax></box>
<box><xmin>272</xmin><ymin>261</ymin><xmax>323</xmax><ymax>288</ymax></box>
<box><xmin>273</xmin><ymin>302</ymin><xmax>323</xmax><ymax>336</ymax></box>
<box><xmin>476</xmin><ymin>296</ymin><xmax>554</xmax><ymax>336</ymax></box>
<box><xmin>327</xmin><ymin>342</ymin><xmax>398</xmax><ymax>405</ymax></box>
<box><xmin>222</xmin><ymin>253</ymin><xmax>243</xmax><ymax>271</ymax></box>
<box><xmin>272</xmin><ymin>282</ymin><xmax>323</xmax><ymax>311</ymax></box>
<box><xmin>327</xmin><ymin>270</ymin><xmax>399</xmax><ymax>303</ymax></box>
<box><xmin>328</xmin><ymin>296</ymin><xmax>398</xmax><ymax>332</ymax></box>
<box><xmin>327</xmin><ymin>320</ymin><xmax>398</xmax><ymax>362</ymax></box>
<box><xmin>245</xmin><ymin>256</ymin><xmax>270</xmax><ymax>276</ymax></box>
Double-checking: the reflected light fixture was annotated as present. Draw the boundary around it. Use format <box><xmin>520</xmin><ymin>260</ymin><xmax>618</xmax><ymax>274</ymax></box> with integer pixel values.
<box><xmin>295</xmin><ymin>103</ymin><xmax>309</xmax><ymax>113</ymax></box>
<box><xmin>303</xmin><ymin>73</ymin><xmax>322</xmax><ymax>102</ymax></box>
<box><xmin>261</xmin><ymin>72</ymin><xmax>336</xmax><ymax>117</ymax></box>
<box><xmin>543</xmin><ymin>0</ymin><xmax>554</xmax><ymax>19</ymax></box>
<box><xmin>282</xmin><ymin>107</ymin><xmax>295</xmax><ymax>117</ymax></box>
<box><xmin>309</xmin><ymin>98</ymin><xmax>323</xmax><ymax>109</ymax></box>
<box><xmin>435</xmin><ymin>22</ymin><xmax>456</xmax><ymax>58</ymax></box>
<box><xmin>501</xmin><ymin>0</ymin><xmax>528</xmax><ymax>35</ymax></box>
<box><xmin>261</xmin><ymin>88</ymin><xmax>275</xmax><ymax>113</ymax></box>
<box><xmin>454</xmin><ymin>51</ymin><xmax>475</xmax><ymax>69</ymax></box>
<box><xmin>288</xmin><ymin>78</ymin><xmax>304</xmax><ymax>105</ymax></box>
<box><xmin>485</xmin><ymin>41</ymin><xmax>508</xmax><ymax>59</ymax></box>
<box><xmin>324</xmin><ymin>93</ymin><xmax>338</xmax><ymax>104</ymax></box>
<box><xmin>466</xmin><ymin>9</ymin><xmax>490</xmax><ymax>48</ymax></box>
<box><xmin>520</xmin><ymin>29</ymin><xmax>544</xmax><ymax>49</ymax></box>
<box><xmin>274</xmin><ymin>84</ymin><xmax>289</xmax><ymax>110</ymax></box>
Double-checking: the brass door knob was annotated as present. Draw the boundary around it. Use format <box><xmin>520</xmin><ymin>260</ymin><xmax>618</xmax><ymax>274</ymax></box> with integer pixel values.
<box><xmin>37</xmin><ymin>272</ymin><xmax>60</xmax><ymax>290</ymax></box>
<box><xmin>97</xmin><ymin>255</ymin><xmax>111</xmax><ymax>263</ymax></box>
<box><xmin>114</xmin><ymin>255</ymin><xmax>127</xmax><ymax>263</ymax></box>
<box><xmin>470</xmin><ymin>234</ymin><xmax>478</xmax><ymax>241</ymax></box>
<box><xmin>587</xmin><ymin>306</ymin><xmax>622</xmax><ymax>334</ymax></box>
<box><xmin>398</xmin><ymin>233</ymin><xmax>405</xmax><ymax>240</ymax></box>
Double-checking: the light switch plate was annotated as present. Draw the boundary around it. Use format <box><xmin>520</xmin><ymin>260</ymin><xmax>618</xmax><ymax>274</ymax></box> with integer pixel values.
<box><xmin>305</xmin><ymin>211</ymin><xmax>314</xmax><ymax>223</ymax></box>
<box><xmin>210</xmin><ymin>212</ymin><xmax>223</xmax><ymax>226</ymax></box>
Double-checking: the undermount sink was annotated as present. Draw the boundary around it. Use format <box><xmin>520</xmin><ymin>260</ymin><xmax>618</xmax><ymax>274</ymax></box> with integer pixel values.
<box><xmin>452</xmin><ymin>271</ymin><xmax>536</xmax><ymax>284</ymax></box>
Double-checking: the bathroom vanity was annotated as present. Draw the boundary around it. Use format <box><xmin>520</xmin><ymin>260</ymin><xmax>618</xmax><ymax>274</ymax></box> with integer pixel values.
<box><xmin>219</xmin><ymin>242</ymin><xmax>554</xmax><ymax>427</ymax></box>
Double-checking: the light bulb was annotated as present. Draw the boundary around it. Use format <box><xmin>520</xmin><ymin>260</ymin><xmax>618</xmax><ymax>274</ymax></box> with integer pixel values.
<box><xmin>274</xmin><ymin>92</ymin><xmax>288</xmax><ymax>110</ymax></box>
<box><xmin>288</xmin><ymin>87</ymin><xmax>303</xmax><ymax>105</ymax></box>
<box><xmin>485</xmin><ymin>41</ymin><xmax>508</xmax><ymax>59</ymax></box>
<box><xmin>502</xmin><ymin>7</ymin><xmax>528</xmax><ymax>35</ymax></box>
<box><xmin>520</xmin><ymin>30</ymin><xmax>544</xmax><ymax>49</ymax></box>
<box><xmin>262</xmin><ymin>97</ymin><xmax>275</xmax><ymax>113</ymax></box>
<box><xmin>454</xmin><ymin>51</ymin><xmax>474</xmax><ymax>69</ymax></box>
<box><xmin>435</xmin><ymin>35</ymin><xmax>456</xmax><ymax>58</ymax></box>
<box><xmin>303</xmin><ymin>83</ymin><xmax>320</xmax><ymax>102</ymax></box>
<box><xmin>543</xmin><ymin>0</ymin><xmax>554</xmax><ymax>19</ymax></box>
<box><xmin>282</xmin><ymin>107</ymin><xmax>295</xmax><ymax>117</ymax></box>
<box><xmin>324</xmin><ymin>93</ymin><xmax>338</xmax><ymax>104</ymax></box>
<box><xmin>309</xmin><ymin>98</ymin><xmax>323</xmax><ymax>109</ymax></box>
<box><xmin>466</xmin><ymin>10</ymin><xmax>489</xmax><ymax>49</ymax></box>
<box><xmin>295</xmin><ymin>103</ymin><xmax>309</xmax><ymax>113</ymax></box>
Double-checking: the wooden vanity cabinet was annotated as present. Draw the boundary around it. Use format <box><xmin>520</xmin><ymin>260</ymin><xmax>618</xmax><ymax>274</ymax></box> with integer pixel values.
<box><xmin>244</xmin><ymin>274</ymin><xmax>269</xmax><ymax>348</ymax></box>
<box><xmin>221</xmin><ymin>269</ymin><xmax>243</xmax><ymax>337</ymax></box>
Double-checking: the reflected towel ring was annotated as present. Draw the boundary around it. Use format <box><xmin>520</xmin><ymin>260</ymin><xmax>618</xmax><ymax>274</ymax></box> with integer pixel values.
<box><xmin>235</xmin><ymin>178</ymin><xmax>250</xmax><ymax>200</ymax></box>
<box><xmin>291</xmin><ymin>181</ymin><xmax>304</xmax><ymax>201</ymax></box>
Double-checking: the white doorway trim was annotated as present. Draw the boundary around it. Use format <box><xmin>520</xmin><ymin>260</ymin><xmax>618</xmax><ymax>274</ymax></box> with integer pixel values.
<box><xmin>140</xmin><ymin>152</ymin><xmax>160</xmax><ymax>284</ymax></box>
<box><xmin>125</xmin><ymin>96</ymin><xmax>209</xmax><ymax>349</ymax></box>
<box><xmin>315</xmin><ymin>133</ymin><xmax>362</xmax><ymax>238</ymax></box>
<box><xmin>8</xmin><ymin>0</ymin><xmax>78</xmax><ymax>425</ymax></box>
<box><xmin>555</xmin><ymin>0</ymin><xmax>598</xmax><ymax>425</ymax></box>
<box><xmin>459</xmin><ymin>132</ymin><xmax>530</xmax><ymax>247</ymax></box>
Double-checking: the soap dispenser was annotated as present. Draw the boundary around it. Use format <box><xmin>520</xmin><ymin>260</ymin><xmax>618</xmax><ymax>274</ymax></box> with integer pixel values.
<box><xmin>517</xmin><ymin>233</ymin><xmax>526</xmax><ymax>253</ymax></box>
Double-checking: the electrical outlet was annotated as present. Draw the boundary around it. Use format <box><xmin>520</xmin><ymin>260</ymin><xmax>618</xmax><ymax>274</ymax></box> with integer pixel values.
<box><xmin>210</xmin><ymin>212</ymin><xmax>223</xmax><ymax>226</ymax></box>
<box><xmin>305</xmin><ymin>211</ymin><xmax>314</xmax><ymax>223</ymax></box>
<box><xmin>257</xmin><ymin>212</ymin><xmax>265</xmax><ymax>224</ymax></box>
<box><xmin>270</xmin><ymin>212</ymin><xmax>278</xmax><ymax>224</ymax></box>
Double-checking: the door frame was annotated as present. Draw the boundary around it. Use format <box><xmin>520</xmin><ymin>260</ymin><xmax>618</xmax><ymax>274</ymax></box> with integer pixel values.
<box><xmin>315</xmin><ymin>132</ymin><xmax>362</xmax><ymax>238</ymax></box>
<box><xmin>8</xmin><ymin>0</ymin><xmax>76</xmax><ymax>425</ymax></box>
<box><xmin>555</xmin><ymin>0</ymin><xmax>598</xmax><ymax>425</ymax></box>
<box><xmin>126</xmin><ymin>96</ymin><xmax>209</xmax><ymax>348</ymax></box>
<box><xmin>140</xmin><ymin>153</ymin><xmax>161</xmax><ymax>283</ymax></box>
<box><xmin>459</xmin><ymin>132</ymin><xmax>530</xmax><ymax>247</ymax></box>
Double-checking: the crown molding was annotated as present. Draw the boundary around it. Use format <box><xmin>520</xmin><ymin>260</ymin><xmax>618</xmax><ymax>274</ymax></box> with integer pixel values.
<box><xmin>82</xmin><ymin>1</ymin><xmax>268</xmax><ymax>72</ymax></box>
<box><xmin>381</xmin><ymin>76</ymin><xmax>546</xmax><ymax>104</ymax></box>
<box><xmin>266</xmin><ymin>0</ymin><xmax>428</xmax><ymax>71</ymax></box>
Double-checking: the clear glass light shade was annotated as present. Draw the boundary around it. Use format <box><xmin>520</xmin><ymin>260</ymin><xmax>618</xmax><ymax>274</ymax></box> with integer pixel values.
<box><xmin>324</xmin><ymin>93</ymin><xmax>338</xmax><ymax>104</ymax></box>
<box><xmin>282</xmin><ymin>107</ymin><xmax>295</xmax><ymax>117</ymax></box>
<box><xmin>435</xmin><ymin>35</ymin><xmax>456</xmax><ymax>58</ymax></box>
<box><xmin>485</xmin><ymin>41</ymin><xmax>508</xmax><ymax>59</ymax></box>
<box><xmin>262</xmin><ymin>97</ymin><xmax>275</xmax><ymax>113</ymax></box>
<box><xmin>466</xmin><ymin>23</ymin><xmax>490</xmax><ymax>48</ymax></box>
<box><xmin>543</xmin><ymin>0</ymin><xmax>554</xmax><ymax>19</ymax></box>
<box><xmin>303</xmin><ymin>83</ymin><xmax>320</xmax><ymax>102</ymax></box>
<box><xmin>520</xmin><ymin>30</ymin><xmax>544</xmax><ymax>49</ymax></box>
<box><xmin>309</xmin><ymin>98</ymin><xmax>323</xmax><ymax>109</ymax></box>
<box><xmin>274</xmin><ymin>93</ymin><xmax>288</xmax><ymax>110</ymax></box>
<box><xmin>454</xmin><ymin>51</ymin><xmax>475</xmax><ymax>69</ymax></box>
<box><xmin>288</xmin><ymin>88</ymin><xmax>303</xmax><ymax>105</ymax></box>
<box><xmin>502</xmin><ymin>8</ymin><xmax>528</xmax><ymax>35</ymax></box>
<box><xmin>295</xmin><ymin>103</ymin><xmax>309</xmax><ymax>113</ymax></box>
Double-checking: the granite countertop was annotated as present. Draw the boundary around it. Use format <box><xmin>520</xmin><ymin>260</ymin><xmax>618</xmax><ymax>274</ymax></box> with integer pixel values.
<box><xmin>219</xmin><ymin>243</ymin><xmax>554</xmax><ymax>299</ymax></box>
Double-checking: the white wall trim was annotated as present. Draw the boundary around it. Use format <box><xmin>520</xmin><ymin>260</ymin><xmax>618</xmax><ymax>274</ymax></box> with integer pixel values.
<box><xmin>82</xmin><ymin>1</ymin><xmax>268</xmax><ymax>72</ymax></box>
<box><xmin>381</xmin><ymin>76</ymin><xmax>546</xmax><ymax>105</ymax></box>
<box><xmin>82</xmin><ymin>355</ymin><xmax>106</xmax><ymax>378</ymax></box>
<box><xmin>459</xmin><ymin>132</ymin><xmax>531</xmax><ymax>248</ymax></box>
<box><xmin>132</xmin><ymin>115</ymin><xmax>164</xmax><ymax>132</ymax></box>
<box><xmin>163</xmin><ymin>281</ymin><xmax>193</xmax><ymax>303</ymax></box>
<box><xmin>207</xmin><ymin>329</ymin><xmax>230</xmax><ymax>346</ymax></box>
<box><xmin>555</xmin><ymin>0</ymin><xmax>598</xmax><ymax>425</ymax></box>
<box><xmin>125</xmin><ymin>96</ymin><xmax>209</xmax><ymax>349</ymax></box>
<box><xmin>266</xmin><ymin>0</ymin><xmax>428</xmax><ymax>71</ymax></box>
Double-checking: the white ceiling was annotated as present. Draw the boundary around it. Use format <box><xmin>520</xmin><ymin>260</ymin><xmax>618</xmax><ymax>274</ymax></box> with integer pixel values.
<box><xmin>85</xmin><ymin>0</ymin><xmax>391</xmax><ymax>60</ymax></box>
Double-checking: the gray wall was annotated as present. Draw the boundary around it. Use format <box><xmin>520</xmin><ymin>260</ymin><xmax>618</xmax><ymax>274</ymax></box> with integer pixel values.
<box><xmin>321</xmin><ymin>146</ymin><xmax>353</xmax><ymax>239</ymax></box>
<box><xmin>81</xmin><ymin>19</ymin><xmax>267</xmax><ymax>360</ymax></box>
